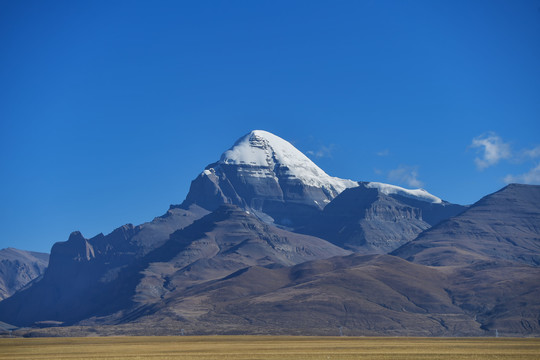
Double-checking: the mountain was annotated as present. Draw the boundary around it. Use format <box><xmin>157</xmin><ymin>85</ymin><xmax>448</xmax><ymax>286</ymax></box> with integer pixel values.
<box><xmin>0</xmin><ymin>130</ymin><xmax>364</xmax><ymax>327</ymax></box>
<box><xmin>129</xmin><ymin>254</ymin><xmax>483</xmax><ymax>336</ymax></box>
<box><xmin>443</xmin><ymin>260</ymin><xmax>540</xmax><ymax>335</ymax></box>
<box><xmin>0</xmin><ymin>205</ymin><xmax>349</xmax><ymax>327</ymax></box>
<box><xmin>129</xmin><ymin>182</ymin><xmax>536</xmax><ymax>337</ymax></box>
<box><xmin>12</xmin><ymin>252</ymin><xmax>540</xmax><ymax>337</ymax></box>
<box><xmin>2</xmin><ymin>131</ymin><xmax>538</xmax><ymax>338</ymax></box>
<box><xmin>0</xmin><ymin>248</ymin><xmax>49</xmax><ymax>300</ymax></box>
<box><xmin>300</xmin><ymin>182</ymin><xmax>466</xmax><ymax>253</ymax></box>
<box><xmin>0</xmin><ymin>205</ymin><xmax>209</xmax><ymax>326</ymax></box>
<box><xmin>392</xmin><ymin>184</ymin><xmax>540</xmax><ymax>266</ymax></box>
<box><xmin>25</xmin><ymin>253</ymin><xmax>540</xmax><ymax>337</ymax></box>
<box><xmin>365</xmin><ymin>182</ymin><xmax>468</xmax><ymax>226</ymax></box>
<box><xmin>180</xmin><ymin>130</ymin><xmax>461</xmax><ymax>248</ymax></box>
<box><xmin>181</xmin><ymin>130</ymin><xmax>358</xmax><ymax>227</ymax></box>
<box><xmin>124</xmin><ymin>204</ymin><xmax>350</xmax><ymax>311</ymax></box>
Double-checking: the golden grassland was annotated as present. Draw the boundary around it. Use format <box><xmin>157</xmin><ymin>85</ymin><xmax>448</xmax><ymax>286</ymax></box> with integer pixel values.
<box><xmin>0</xmin><ymin>336</ymin><xmax>539</xmax><ymax>360</ymax></box>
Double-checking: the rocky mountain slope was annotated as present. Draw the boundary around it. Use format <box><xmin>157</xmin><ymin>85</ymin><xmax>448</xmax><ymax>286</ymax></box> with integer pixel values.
<box><xmin>117</xmin><ymin>254</ymin><xmax>484</xmax><ymax>336</ymax></box>
<box><xmin>0</xmin><ymin>248</ymin><xmax>49</xmax><ymax>300</ymax></box>
<box><xmin>392</xmin><ymin>184</ymin><xmax>540</xmax><ymax>266</ymax></box>
<box><xmin>300</xmin><ymin>182</ymin><xmax>466</xmax><ymax>253</ymax></box>
<box><xmin>19</xmin><ymin>253</ymin><xmax>540</xmax><ymax>337</ymax></box>
<box><xmin>0</xmin><ymin>205</ymin><xmax>348</xmax><ymax>326</ymax></box>
<box><xmin>123</xmin><ymin>204</ymin><xmax>350</xmax><ymax>311</ymax></box>
<box><xmin>133</xmin><ymin>254</ymin><xmax>537</xmax><ymax>336</ymax></box>
<box><xmin>0</xmin><ymin>205</ymin><xmax>209</xmax><ymax>326</ymax></box>
<box><xmin>71</xmin><ymin>181</ymin><xmax>539</xmax><ymax>337</ymax></box>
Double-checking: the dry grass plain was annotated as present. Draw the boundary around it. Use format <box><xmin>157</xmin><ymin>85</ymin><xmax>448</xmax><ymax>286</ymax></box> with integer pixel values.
<box><xmin>0</xmin><ymin>336</ymin><xmax>539</xmax><ymax>360</ymax></box>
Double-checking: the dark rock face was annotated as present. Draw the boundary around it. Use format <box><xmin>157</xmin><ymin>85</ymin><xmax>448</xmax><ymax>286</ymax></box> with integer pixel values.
<box><xmin>181</xmin><ymin>131</ymin><xmax>357</xmax><ymax>227</ymax></box>
<box><xmin>392</xmin><ymin>184</ymin><xmax>540</xmax><ymax>266</ymax></box>
<box><xmin>0</xmin><ymin>248</ymin><xmax>49</xmax><ymax>300</ymax></box>
<box><xmin>301</xmin><ymin>183</ymin><xmax>466</xmax><ymax>253</ymax></box>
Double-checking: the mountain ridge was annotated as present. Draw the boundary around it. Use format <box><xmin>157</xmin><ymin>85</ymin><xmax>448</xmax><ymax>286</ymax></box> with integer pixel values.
<box><xmin>1</xmin><ymin>131</ymin><xmax>537</xmax><ymax>337</ymax></box>
<box><xmin>392</xmin><ymin>183</ymin><xmax>540</xmax><ymax>266</ymax></box>
<box><xmin>297</xmin><ymin>182</ymin><xmax>466</xmax><ymax>253</ymax></box>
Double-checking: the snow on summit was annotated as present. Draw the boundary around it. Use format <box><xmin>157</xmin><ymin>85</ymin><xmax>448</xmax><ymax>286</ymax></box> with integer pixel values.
<box><xmin>220</xmin><ymin>130</ymin><xmax>358</xmax><ymax>193</ymax></box>
<box><xmin>366</xmin><ymin>182</ymin><xmax>443</xmax><ymax>204</ymax></box>
<box><xmin>209</xmin><ymin>130</ymin><xmax>443</xmax><ymax>205</ymax></box>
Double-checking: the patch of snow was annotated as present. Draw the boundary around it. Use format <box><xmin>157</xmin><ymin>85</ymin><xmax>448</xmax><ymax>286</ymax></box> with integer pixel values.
<box><xmin>220</xmin><ymin>130</ymin><xmax>358</xmax><ymax>195</ymax></box>
<box><xmin>366</xmin><ymin>182</ymin><xmax>442</xmax><ymax>204</ymax></box>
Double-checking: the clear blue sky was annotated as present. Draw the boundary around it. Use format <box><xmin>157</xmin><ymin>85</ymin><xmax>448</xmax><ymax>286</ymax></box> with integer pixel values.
<box><xmin>1</xmin><ymin>1</ymin><xmax>539</xmax><ymax>253</ymax></box>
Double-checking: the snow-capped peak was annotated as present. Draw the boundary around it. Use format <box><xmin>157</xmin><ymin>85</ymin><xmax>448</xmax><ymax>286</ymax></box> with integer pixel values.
<box><xmin>219</xmin><ymin>130</ymin><xmax>357</xmax><ymax>193</ymax></box>
<box><xmin>366</xmin><ymin>182</ymin><xmax>443</xmax><ymax>204</ymax></box>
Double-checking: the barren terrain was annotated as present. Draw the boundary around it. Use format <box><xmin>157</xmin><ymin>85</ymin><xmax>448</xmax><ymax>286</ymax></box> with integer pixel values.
<box><xmin>1</xmin><ymin>336</ymin><xmax>539</xmax><ymax>360</ymax></box>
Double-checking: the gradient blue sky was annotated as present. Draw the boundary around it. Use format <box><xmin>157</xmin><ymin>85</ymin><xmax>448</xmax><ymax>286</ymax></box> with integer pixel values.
<box><xmin>1</xmin><ymin>1</ymin><xmax>539</xmax><ymax>253</ymax></box>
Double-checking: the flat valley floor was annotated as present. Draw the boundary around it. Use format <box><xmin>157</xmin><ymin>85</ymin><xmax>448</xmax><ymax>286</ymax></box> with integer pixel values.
<box><xmin>0</xmin><ymin>336</ymin><xmax>539</xmax><ymax>360</ymax></box>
